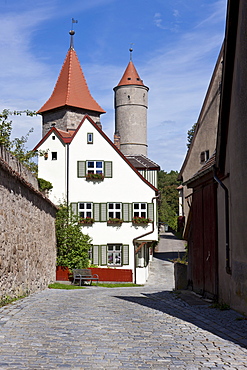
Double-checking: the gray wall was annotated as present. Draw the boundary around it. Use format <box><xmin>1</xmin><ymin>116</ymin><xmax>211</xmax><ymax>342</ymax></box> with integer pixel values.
<box><xmin>0</xmin><ymin>146</ymin><xmax>57</xmax><ymax>299</ymax></box>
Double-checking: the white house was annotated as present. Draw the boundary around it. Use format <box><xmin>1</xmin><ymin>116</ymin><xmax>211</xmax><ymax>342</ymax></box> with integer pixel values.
<box><xmin>34</xmin><ymin>31</ymin><xmax>160</xmax><ymax>284</ymax></box>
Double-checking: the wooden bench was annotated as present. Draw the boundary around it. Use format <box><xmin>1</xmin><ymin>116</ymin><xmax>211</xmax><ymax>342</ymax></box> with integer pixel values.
<box><xmin>72</xmin><ymin>269</ymin><xmax>99</xmax><ymax>286</ymax></box>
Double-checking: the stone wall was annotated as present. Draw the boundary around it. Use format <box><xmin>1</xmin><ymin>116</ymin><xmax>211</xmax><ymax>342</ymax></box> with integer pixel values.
<box><xmin>0</xmin><ymin>146</ymin><xmax>57</xmax><ymax>299</ymax></box>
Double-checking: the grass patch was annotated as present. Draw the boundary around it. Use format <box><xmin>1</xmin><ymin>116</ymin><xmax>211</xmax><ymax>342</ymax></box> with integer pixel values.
<box><xmin>48</xmin><ymin>283</ymin><xmax>86</xmax><ymax>290</ymax></box>
<box><xmin>91</xmin><ymin>282</ymin><xmax>143</xmax><ymax>288</ymax></box>
<box><xmin>0</xmin><ymin>294</ymin><xmax>28</xmax><ymax>308</ymax></box>
<box><xmin>210</xmin><ymin>302</ymin><xmax>230</xmax><ymax>311</ymax></box>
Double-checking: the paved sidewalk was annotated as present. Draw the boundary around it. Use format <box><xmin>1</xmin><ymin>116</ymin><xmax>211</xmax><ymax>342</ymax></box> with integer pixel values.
<box><xmin>0</xmin><ymin>235</ymin><xmax>247</xmax><ymax>369</ymax></box>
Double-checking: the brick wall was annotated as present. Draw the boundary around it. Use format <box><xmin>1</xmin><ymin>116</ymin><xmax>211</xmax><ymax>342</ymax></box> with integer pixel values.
<box><xmin>0</xmin><ymin>146</ymin><xmax>57</xmax><ymax>299</ymax></box>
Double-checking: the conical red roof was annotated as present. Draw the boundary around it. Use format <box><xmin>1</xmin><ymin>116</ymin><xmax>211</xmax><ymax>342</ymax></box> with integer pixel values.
<box><xmin>38</xmin><ymin>48</ymin><xmax>105</xmax><ymax>114</ymax></box>
<box><xmin>117</xmin><ymin>61</ymin><xmax>144</xmax><ymax>86</ymax></box>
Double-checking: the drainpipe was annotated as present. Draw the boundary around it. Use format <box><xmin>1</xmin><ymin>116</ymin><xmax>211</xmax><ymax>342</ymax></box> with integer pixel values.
<box><xmin>132</xmin><ymin>193</ymin><xmax>160</xmax><ymax>284</ymax></box>
<box><xmin>66</xmin><ymin>143</ymin><xmax>69</xmax><ymax>207</ymax></box>
<box><xmin>213</xmin><ymin>168</ymin><xmax>231</xmax><ymax>274</ymax></box>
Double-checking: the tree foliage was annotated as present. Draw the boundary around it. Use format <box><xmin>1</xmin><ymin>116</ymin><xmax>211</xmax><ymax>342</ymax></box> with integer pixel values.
<box><xmin>0</xmin><ymin>109</ymin><xmax>38</xmax><ymax>175</ymax></box>
<box><xmin>158</xmin><ymin>170</ymin><xmax>181</xmax><ymax>231</ymax></box>
<box><xmin>187</xmin><ymin>122</ymin><xmax>197</xmax><ymax>149</ymax></box>
<box><xmin>56</xmin><ymin>204</ymin><xmax>92</xmax><ymax>270</ymax></box>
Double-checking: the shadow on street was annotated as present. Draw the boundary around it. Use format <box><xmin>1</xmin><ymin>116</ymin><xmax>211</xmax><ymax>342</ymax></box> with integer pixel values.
<box><xmin>114</xmin><ymin>291</ymin><xmax>247</xmax><ymax>350</ymax></box>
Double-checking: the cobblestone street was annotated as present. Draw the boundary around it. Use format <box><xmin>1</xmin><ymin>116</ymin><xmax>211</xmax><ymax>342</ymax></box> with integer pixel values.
<box><xmin>1</xmin><ymin>233</ymin><xmax>247</xmax><ymax>369</ymax></box>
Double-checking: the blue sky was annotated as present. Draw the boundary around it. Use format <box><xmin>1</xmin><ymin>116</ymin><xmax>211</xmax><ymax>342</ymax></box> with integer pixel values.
<box><xmin>0</xmin><ymin>0</ymin><xmax>227</xmax><ymax>171</ymax></box>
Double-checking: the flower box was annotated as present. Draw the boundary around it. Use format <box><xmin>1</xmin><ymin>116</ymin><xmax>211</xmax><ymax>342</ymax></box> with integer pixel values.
<box><xmin>86</xmin><ymin>173</ymin><xmax>104</xmax><ymax>181</ymax></box>
<box><xmin>107</xmin><ymin>218</ymin><xmax>123</xmax><ymax>225</ymax></box>
<box><xmin>79</xmin><ymin>217</ymin><xmax>95</xmax><ymax>225</ymax></box>
<box><xmin>132</xmin><ymin>217</ymin><xmax>151</xmax><ymax>225</ymax></box>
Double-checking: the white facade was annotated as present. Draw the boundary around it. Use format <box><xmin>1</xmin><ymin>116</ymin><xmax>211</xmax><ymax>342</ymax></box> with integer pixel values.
<box><xmin>36</xmin><ymin>116</ymin><xmax>159</xmax><ymax>284</ymax></box>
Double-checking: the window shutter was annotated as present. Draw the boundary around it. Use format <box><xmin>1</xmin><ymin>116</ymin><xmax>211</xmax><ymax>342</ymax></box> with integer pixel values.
<box><xmin>148</xmin><ymin>203</ymin><xmax>154</xmax><ymax>221</ymax></box>
<box><xmin>100</xmin><ymin>245</ymin><xmax>107</xmax><ymax>266</ymax></box>
<box><xmin>123</xmin><ymin>203</ymin><xmax>131</xmax><ymax>222</ymax></box>
<box><xmin>93</xmin><ymin>245</ymin><xmax>99</xmax><ymax>265</ymax></box>
<box><xmin>122</xmin><ymin>245</ymin><xmax>129</xmax><ymax>265</ymax></box>
<box><xmin>70</xmin><ymin>203</ymin><xmax>78</xmax><ymax>216</ymax></box>
<box><xmin>100</xmin><ymin>203</ymin><xmax>107</xmax><ymax>221</ymax></box>
<box><xmin>104</xmin><ymin>161</ymin><xmax>112</xmax><ymax>178</ymax></box>
<box><xmin>94</xmin><ymin>203</ymin><xmax>100</xmax><ymax>222</ymax></box>
<box><xmin>77</xmin><ymin>161</ymin><xmax>86</xmax><ymax>177</ymax></box>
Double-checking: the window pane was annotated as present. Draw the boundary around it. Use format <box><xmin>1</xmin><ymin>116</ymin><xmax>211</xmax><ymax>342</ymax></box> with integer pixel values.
<box><xmin>134</xmin><ymin>212</ymin><xmax>139</xmax><ymax>217</ymax></box>
<box><xmin>109</xmin><ymin>212</ymin><xmax>114</xmax><ymax>218</ymax></box>
<box><xmin>86</xmin><ymin>211</ymin><xmax>91</xmax><ymax>218</ymax></box>
<box><xmin>116</xmin><ymin>212</ymin><xmax>121</xmax><ymax>219</ymax></box>
<box><xmin>141</xmin><ymin>203</ymin><xmax>146</xmax><ymax>209</ymax></box>
<box><xmin>141</xmin><ymin>212</ymin><xmax>146</xmax><ymax>218</ymax></box>
<box><xmin>79</xmin><ymin>212</ymin><xmax>85</xmax><ymax>218</ymax></box>
<box><xmin>108</xmin><ymin>246</ymin><xmax>113</xmax><ymax>251</ymax></box>
<box><xmin>115</xmin><ymin>245</ymin><xmax>121</xmax><ymax>251</ymax></box>
<box><xmin>79</xmin><ymin>203</ymin><xmax>85</xmax><ymax>209</ymax></box>
<box><xmin>109</xmin><ymin>203</ymin><xmax>114</xmax><ymax>209</ymax></box>
<box><xmin>96</xmin><ymin>161</ymin><xmax>103</xmax><ymax>168</ymax></box>
<box><xmin>108</xmin><ymin>253</ymin><xmax>113</xmax><ymax>264</ymax></box>
<box><xmin>96</xmin><ymin>170</ymin><xmax>103</xmax><ymax>174</ymax></box>
<box><xmin>86</xmin><ymin>203</ymin><xmax>91</xmax><ymax>209</ymax></box>
<box><xmin>134</xmin><ymin>203</ymin><xmax>139</xmax><ymax>209</ymax></box>
<box><xmin>115</xmin><ymin>253</ymin><xmax>121</xmax><ymax>265</ymax></box>
<box><xmin>88</xmin><ymin>162</ymin><xmax>94</xmax><ymax>168</ymax></box>
<box><xmin>116</xmin><ymin>203</ymin><xmax>121</xmax><ymax>209</ymax></box>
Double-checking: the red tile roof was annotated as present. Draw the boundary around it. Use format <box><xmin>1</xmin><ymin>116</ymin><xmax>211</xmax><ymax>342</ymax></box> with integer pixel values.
<box><xmin>117</xmin><ymin>61</ymin><xmax>145</xmax><ymax>87</ymax></box>
<box><xmin>37</xmin><ymin>48</ymin><xmax>105</xmax><ymax>114</ymax></box>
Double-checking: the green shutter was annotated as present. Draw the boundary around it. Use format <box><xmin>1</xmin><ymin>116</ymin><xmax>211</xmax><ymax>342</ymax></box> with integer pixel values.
<box><xmin>70</xmin><ymin>203</ymin><xmax>78</xmax><ymax>216</ymax></box>
<box><xmin>100</xmin><ymin>203</ymin><xmax>107</xmax><ymax>221</ymax></box>
<box><xmin>122</xmin><ymin>245</ymin><xmax>129</xmax><ymax>265</ymax></box>
<box><xmin>148</xmin><ymin>203</ymin><xmax>154</xmax><ymax>221</ymax></box>
<box><xmin>93</xmin><ymin>245</ymin><xmax>99</xmax><ymax>265</ymax></box>
<box><xmin>100</xmin><ymin>245</ymin><xmax>107</xmax><ymax>266</ymax></box>
<box><xmin>94</xmin><ymin>203</ymin><xmax>100</xmax><ymax>222</ymax></box>
<box><xmin>77</xmin><ymin>161</ymin><xmax>86</xmax><ymax>177</ymax></box>
<box><xmin>123</xmin><ymin>203</ymin><xmax>131</xmax><ymax>222</ymax></box>
<box><xmin>104</xmin><ymin>161</ymin><xmax>112</xmax><ymax>178</ymax></box>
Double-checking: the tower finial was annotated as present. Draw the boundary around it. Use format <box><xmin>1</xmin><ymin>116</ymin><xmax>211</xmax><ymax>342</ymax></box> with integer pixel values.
<box><xmin>69</xmin><ymin>18</ymin><xmax>78</xmax><ymax>49</ymax></box>
<box><xmin>129</xmin><ymin>43</ymin><xmax>134</xmax><ymax>61</ymax></box>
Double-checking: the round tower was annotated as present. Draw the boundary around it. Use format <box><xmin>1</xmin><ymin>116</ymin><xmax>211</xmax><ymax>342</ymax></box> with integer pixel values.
<box><xmin>114</xmin><ymin>51</ymin><xmax>149</xmax><ymax>156</ymax></box>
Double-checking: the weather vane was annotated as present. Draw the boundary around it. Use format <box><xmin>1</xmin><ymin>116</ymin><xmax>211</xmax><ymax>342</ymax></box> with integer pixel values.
<box><xmin>129</xmin><ymin>43</ymin><xmax>134</xmax><ymax>61</ymax></box>
<box><xmin>69</xmin><ymin>18</ymin><xmax>78</xmax><ymax>49</ymax></box>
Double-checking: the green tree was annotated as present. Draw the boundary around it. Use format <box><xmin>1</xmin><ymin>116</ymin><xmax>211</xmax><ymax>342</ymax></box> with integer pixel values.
<box><xmin>0</xmin><ymin>109</ymin><xmax>38</xmax><ymax>175</ymax></box>
<box><xmin>158</xmin><ymin>170</ymin><xmax>181</xmax><ymax>231</ymax></box>
<box><xmin>56</xmin><ymin>204</ymin><xmax>91</xmax><ymax>270</ymax></box>
<box><xmin>187</xmin><ymin>122</ymin><xmax>197</xmax><ymax>149</ymax></box>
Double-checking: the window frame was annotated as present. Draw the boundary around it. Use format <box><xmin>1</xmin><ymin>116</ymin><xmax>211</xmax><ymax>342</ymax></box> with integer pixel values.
<box><xmin>78</xmin><ymin>202</ymin><xmax>93</xmax><ymax>219</ymax></box>
<box><xmin>133</xmin><ymin>203</ymin><xmax>147</xmax><ymax>218</ymax></box>
<box><xmin>87</xmin><ymin>133</ymin><xmax>93</xmax><ymax>144</ymax></box>
<box><xmin>108</xmin><ymin>202</ymin><xmax>122</xmax><ymax>220</ymax></box>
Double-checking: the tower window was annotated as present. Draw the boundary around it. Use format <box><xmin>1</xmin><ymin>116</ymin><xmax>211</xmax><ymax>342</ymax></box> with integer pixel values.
<box><xmin>52</xmin><ymin>152</ymin><xmax>57</xmax><ymax>160</ymax></box>
<box><xmin>127</xmin><ymin>77</ymin><xmax>131</xmax><ymax>80</ymax></box>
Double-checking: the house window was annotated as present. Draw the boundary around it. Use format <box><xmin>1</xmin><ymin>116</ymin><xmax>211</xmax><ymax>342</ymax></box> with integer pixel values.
<box><xmin>87</xmin><ymin>133</ymin><xmax>93</xmax><ymax>144</ymax></box>
<box><xmin>200</xmin><ymin>150</ymin><xmax>209</xmax><ymax>163</ymax></box>
<box><xmin>107</xmin><ymin>244</ymin><xmax>122</xmax><ymax>266</ymax></box>
<box><xmin>78</xmin><ymin>202</ymin><xmax>93</xmax><ymax>218</ymax></box>
<box><xmin>52</xmin><ymin>152</ymin><xmax>57</xmax><ymax>160</ymax></box>
<box><xmin>108</xmin><ymin>203</ymin><xmax>121</xmax><ymax>219</ymax></box>
<box><xmin>52</xmin><ymin>135</ymin><xmax>55</xmax><ymax>140</ymax></box>
<box><xmin>133</xmin><ymin>203</ymin><xmax>147</xmax><ymax>218</ymax></box>
<box><xmin>87</xmin><ymin>161</ymin><xmax>103</xmax><ymax>174</ymax></box>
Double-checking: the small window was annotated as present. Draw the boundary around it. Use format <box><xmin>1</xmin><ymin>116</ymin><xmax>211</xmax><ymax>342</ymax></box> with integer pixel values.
<box><xmin>87</xmin><ymin>133</ymin><xmax>93</xmax><ymax>144</ymax></box>
<box><xmin>127</xmin><ymin>77</ymin><xmax>131</xmax><ymax>80</ymax></box>
<box><xmin>87</xmin><ymin>161</ymin><xmax>103</xmax><ymax>174</ymax></box>
<box><xmin>107</xmin><ymin>244</ymin><xmax>122</xmax><ymax>266</ymax></box>
<box><xmin>108</xmin><ymin>203</ymin><xmax>121</xmax><ymax>219</ymax></box>
<box><xmin>133</xmin><ymin>203</ymin><xmax>147</xmax><ymax>218</ymax></box>
<box><xmin>52</xmin><ymin>152</ymin><xmax>57</xmax><ymax>160</ymax></box>
<box><xmin>52</xmin><ymin>136</ymin><xmax>55</xmax><ymax>140</ymax></box>
<box><xmin>78</xmin><ymin>202</ymin><xmax>93</xmax><ymax>219</ymax></box>
<box><xmin>200</xmin><ymin>150</ymin><xmax>209</xmax><ymax>163</ymax></box>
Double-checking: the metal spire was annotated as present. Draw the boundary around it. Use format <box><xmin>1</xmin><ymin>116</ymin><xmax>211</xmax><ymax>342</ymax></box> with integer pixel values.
<box><xmin>129</xmin><ymin>43</ymin><xmax>134</xmax><ymax>61</ymax></box>
<box><xmin>69</xmin><ymin>18</ymin><xmax>78</xmax><ymax>49</ymax></box>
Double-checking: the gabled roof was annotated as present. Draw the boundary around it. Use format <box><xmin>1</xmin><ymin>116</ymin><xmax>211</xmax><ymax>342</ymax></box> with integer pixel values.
<box><xmin>126</xmin><ymin>155</ymin><xmax>160</xmax><ymax>171</ymax></box>
<box><xmin>37</xmin><ymin>48</ymin><xmax>105</xmax><ymax>114</ymax></box>
<box><xmin>116</xmin><ymin>61</ymin><xmax>146</xmax><ymax>87</ymax></box>
<box><xmin>34</xmin><ymin>115</ymin><xmax>158</xmax><ymax>193</ymax></box>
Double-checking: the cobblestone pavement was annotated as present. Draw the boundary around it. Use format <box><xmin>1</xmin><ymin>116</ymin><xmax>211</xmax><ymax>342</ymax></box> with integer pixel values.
<box><xmin>1</xmin><ymin>236</ymin><xmax>247</xmax><ymax>369</ymax></box>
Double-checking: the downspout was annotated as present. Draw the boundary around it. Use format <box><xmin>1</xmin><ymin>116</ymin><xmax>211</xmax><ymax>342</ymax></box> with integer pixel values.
<box><xmin>213</xmin><ymin>168</ymin><xmax>231</xmax><ymax>274</ymax></box>
<box><xmin>66</xmin><ymin>143</ymin><xmax>69</xmax><ymax>207</ymax></box>
<box><xmin>132</xmin><ymin>193</ymin><xmax>160</xmax><ymax>284</ymax></box>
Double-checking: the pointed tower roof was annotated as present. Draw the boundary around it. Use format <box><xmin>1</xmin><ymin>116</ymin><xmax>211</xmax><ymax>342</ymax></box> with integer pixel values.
<box><xmin>117</xmin><ymin>61</ymin><xmax>145</xmax><ymax>87</ymax></box>
<box><xmin>37</xmin><ymin>46</ymin><xmax>105</xmax><ymax>114</ymax></box>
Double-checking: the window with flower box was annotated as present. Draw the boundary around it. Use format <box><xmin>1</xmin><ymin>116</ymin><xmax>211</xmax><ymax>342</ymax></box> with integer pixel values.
<box><xmin>77</xmin><ymin>160</ymin><xmax>112</xmax><ymax>179</ymax></box>
<box><xmin>91</xmin><ymin>244</ymin><xmax>129</xmax><ymax>266</ymax></box>
<box><xmin>78</xmin><ymin>202</ymin><xmax>93</xmax><ymax>218</ymax></box>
